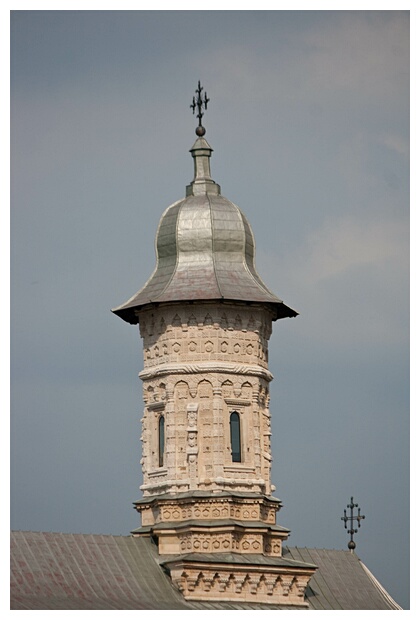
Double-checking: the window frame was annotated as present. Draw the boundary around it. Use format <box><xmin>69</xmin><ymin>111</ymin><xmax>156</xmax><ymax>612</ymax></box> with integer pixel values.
<box><xmin>229</xmin><ymin>411</ymin><xmax>242</xmax><ymax>463</ymax></box>
<box><xmin>158</xmin><ymin>414</ymin><xmax>165</xmax><ymax>468</ymax></box>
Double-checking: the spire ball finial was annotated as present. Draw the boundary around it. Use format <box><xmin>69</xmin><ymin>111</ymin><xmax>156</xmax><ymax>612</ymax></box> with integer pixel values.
<box><xmin>191</xmin><ymin>80</ymin><xmax>209</xmax><ymax>136</ymax></box>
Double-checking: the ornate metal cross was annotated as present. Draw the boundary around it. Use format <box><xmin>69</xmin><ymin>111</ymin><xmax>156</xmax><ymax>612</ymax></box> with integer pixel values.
<box><xmin>341</xmin><ymin>497</ymin><xmax>365</xmax><ymax>552</ymax></box>
<box><xmin>190</xmin><ymin>80</ymin><xmax>210</xmax><ymax>136</ymax></box>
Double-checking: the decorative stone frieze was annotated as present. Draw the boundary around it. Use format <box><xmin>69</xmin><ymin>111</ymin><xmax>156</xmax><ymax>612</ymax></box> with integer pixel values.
<box><xmin>150</xmin><ymin>520</ymin><xmax>288</xmax><ymax>557</ymax></box>
<box><xmin>163</xmin><ymin>558</ymin><xmax>316</xmax><ymax>606</ymax></box>
<box><xmin>134</xmin><ymin>494</ymin><xmax>281</xmax><ymax>527</ymax></box>
<box><xmin>137</xmin><ymin>303</ymin><xmax>273</xmax><ymax>371</ymax></box>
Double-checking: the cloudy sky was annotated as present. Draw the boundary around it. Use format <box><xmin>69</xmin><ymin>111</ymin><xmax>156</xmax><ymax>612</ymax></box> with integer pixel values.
<box><xmin>10</xmin><ymin>9</ymin><xmax>410</xmax><ymax>609</ymax></box>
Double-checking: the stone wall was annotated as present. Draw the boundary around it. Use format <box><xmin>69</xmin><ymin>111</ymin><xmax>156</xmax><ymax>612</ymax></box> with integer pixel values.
<box><xmin>136</xmin><ymin>302</ymin><xmax>276</xmax><ymax>497</ymax></box>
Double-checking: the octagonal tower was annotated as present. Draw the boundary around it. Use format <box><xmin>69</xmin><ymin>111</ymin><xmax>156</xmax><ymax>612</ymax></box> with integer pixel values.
<box><xmin>112</xmin><ymin>95</ymin><xmax>316</xmax><ymax>605</ymax></box>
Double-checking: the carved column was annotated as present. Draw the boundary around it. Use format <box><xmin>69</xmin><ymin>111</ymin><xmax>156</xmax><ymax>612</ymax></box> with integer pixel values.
<box><xmin>212</xmin><ymin>385</ymin><xmax>224</xmax><ymax>479</ymax></box>
<box><xmin>186</xmin><ymin>403</ymin><xmax>199</xmax><ymax>489</ymax></box>
<box><xmin>252</xmin><ymin>386</ymin><xmax>262</xmax><ymax>480</ymax></box>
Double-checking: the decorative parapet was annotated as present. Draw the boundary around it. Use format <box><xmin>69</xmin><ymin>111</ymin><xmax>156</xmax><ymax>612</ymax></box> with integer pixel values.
<box><xmin>162</xmin><ymin>555</ymin><xmax>316</xmax><ymax>606</ymax></box>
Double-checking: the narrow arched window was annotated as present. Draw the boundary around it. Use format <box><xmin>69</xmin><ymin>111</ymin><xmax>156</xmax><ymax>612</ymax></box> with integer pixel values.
<box><xmin>158</xmin><ymin>415</ymin><xmax>165</xmax><ymax>467</ymax></box>
<box><xmin>230</xmin><ymin>412</ymin><xmax>241</xmax><ymax>463</ymax></box>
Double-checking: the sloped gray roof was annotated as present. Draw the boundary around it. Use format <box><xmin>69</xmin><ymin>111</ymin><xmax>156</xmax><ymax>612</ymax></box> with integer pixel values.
<box><xmin>284</xmin><ymin>546</ymin><xmax>401</xmax><ymax>610</ymax></box>
<box><xmin>10</xmin><ymin>531</ymin><xmax>401</xmax><ymax>610</ymax></box>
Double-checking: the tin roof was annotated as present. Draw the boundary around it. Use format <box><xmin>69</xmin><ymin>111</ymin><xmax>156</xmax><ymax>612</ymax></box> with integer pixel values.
<box><xmin>112</xmin><ymin>137</ymin><xmax>297</xmax><ymax>324</ymax></box>
<box><xmin>10</xmin><ymin>531</ymin><xmax>401</xmax><ymax>610</ymax></box>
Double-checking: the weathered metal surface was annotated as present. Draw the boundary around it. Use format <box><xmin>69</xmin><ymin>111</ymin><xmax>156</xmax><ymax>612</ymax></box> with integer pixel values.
<box><xmin>112</xmin><ymin>137</ymin><xmax>297</xmax><ymax>325</ymax></box>
<box><xmin>284</xmin><ymin>547</ymin><xmax>401</xmax><ymax>610</ymax></box>
<box><xmin>10</xmin><ymin>531</ymin><xmax>189</xmax><ymax>610</ymax></box>
<box><xmin>10</xmin><ymin>531</ymin><xmax>401</xmax><ymax>610</ymax></box>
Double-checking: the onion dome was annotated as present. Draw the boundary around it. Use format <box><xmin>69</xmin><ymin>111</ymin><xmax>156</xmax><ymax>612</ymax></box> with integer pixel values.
<box><xmin>112</xmin><ymin>136</ymin><xmax>297</xmax><ymax>324</ymax></box>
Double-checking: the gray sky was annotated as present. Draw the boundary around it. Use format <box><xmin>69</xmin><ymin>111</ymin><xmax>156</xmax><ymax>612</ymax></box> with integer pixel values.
<box><xmin>10</xmin><ymin>10</ymin><xmax>409</xmax><ymax>609</ymax></box>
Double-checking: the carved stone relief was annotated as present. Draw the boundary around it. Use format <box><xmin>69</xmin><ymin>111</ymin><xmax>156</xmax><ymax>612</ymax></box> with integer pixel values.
<box><xmin>139</xmin><ymin>304</ymin><xmax>274</xmax><ymax>371</ymax></box>
<box><xmin>137</xmin><ymin>304</ymin><xmax>276</xmax><ymax>499</ymax></box>
<box><xmin>168</xmin><ymin>563</ymin><xmax>314</xmax><ymax>605</ymax></box>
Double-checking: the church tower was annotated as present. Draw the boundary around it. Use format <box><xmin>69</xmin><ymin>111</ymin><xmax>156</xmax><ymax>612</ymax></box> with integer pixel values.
<box><xmin>112</xmin><ymin>83</ymin><xmax>316</xmax><ymax>606</ymax></box>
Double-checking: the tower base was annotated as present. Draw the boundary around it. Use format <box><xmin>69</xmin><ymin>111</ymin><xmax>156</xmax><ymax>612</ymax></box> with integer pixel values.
<box><xmin>132</xmin><ymin>491</ymin><xmax>317</xmax><ymax>606</ymax></box>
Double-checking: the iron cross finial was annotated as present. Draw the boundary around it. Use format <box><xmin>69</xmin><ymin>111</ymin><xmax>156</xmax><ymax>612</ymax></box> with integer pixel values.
<box><xmin>191</xmin><ymin>80</ymin><xmax>210</xmax><ymax>137</ymax></box>
<box><xmin>341</xmin><ymin>497</ymin><xmax>365</xmax><ymax>552</ymax></box>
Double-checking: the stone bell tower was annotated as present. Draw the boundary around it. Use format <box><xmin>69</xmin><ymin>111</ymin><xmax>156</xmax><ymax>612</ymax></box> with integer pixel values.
<box><xmin>112</xmin><ymin>83</ymin><xmax>316</xmax><ymax>606</ymax></box>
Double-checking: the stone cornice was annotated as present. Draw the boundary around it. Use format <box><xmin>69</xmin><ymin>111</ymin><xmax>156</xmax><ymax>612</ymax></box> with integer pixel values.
<box><xmin>133</xmin><ymin>491</ymin><xmax>281</xmax><ymax>506</ymax></box>
<box><xmin>139</xmin><ymin>361</ymin><xmax>273</xmax><ymax>382</ymax></box>
<box><xmin>147</xmin><ymin>401</ymin><xmax>165</xmax><ymax>411</ymax></box>
<box><xmin>224</xmin><ymin>398</ymin><xmax>251</xmax><ymax>407</ymax></box>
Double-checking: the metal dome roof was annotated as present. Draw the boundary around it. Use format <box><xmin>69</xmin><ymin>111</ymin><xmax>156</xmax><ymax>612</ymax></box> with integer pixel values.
<box><xmin>112</xmin><ymin>137</ymin><xmax>297</xmax><ymax>324</ymax></box>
